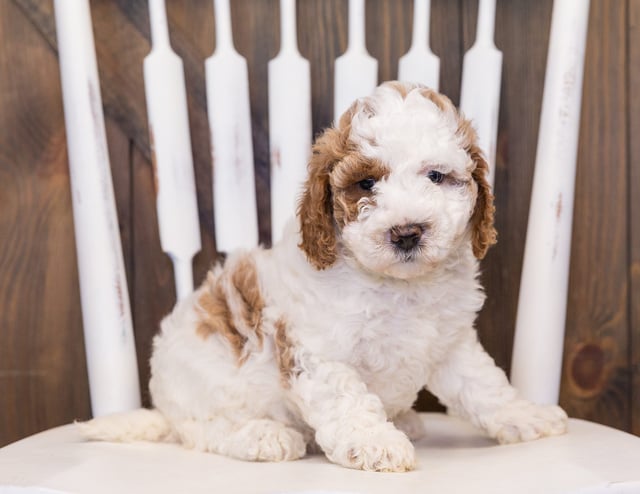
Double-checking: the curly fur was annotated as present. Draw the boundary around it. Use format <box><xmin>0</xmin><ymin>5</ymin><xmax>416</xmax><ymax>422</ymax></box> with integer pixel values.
<box><xmin>81</xmin><ymin>82</ymin><xmax>567</xmax><ymax>473</ymax></box>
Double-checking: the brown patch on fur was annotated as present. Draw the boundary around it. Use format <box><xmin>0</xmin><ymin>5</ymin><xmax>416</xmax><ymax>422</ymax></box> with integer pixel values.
<box><xmin>418</xmin><ymin>86</ymin><xmax>451</xmax><ymax>113</ymax></box>
<box><xmin>330</xmin><ymin>156</ymin><xmax>389</xmax><ymax>189</ymax></box>
<box><xmin>331</xmin><ymin>156</ymin><xmax>389</xmax><ymax>226</ymax></box>
<box><xmin>274</xmin><ymin>318</ymin><xmax>296</xmax><ymax>388</ymax></box>
<box><xmin>230</xmin><ymin>256</ymin><xmax>265</xmax><ymax>348</ymax></box>
<box><xmin>384</xmin><ymin>81</ymin><xmax>451</xmax><ymax>113</ymax></box>
<box><xmin>297</xmin><ymin>133</ymin><xmax>340</xmax><ymax>269</ymax></box>
<box><xmin>298</xmin><ymin>104</ymin><xmax>359</xmax><ymax>270</ymax></box>
<box><xmin>455</xmin><ymin>117</ymin><xmax>479</xmax><ymax>149</ymax></box>
<box><xmin>384</xmin><ymin>80</ymin><xmax>412</xmax><ymax>99</ymax></box>
<box><xmin>196</xmin><ymin>277</ymin><xmax>247</xmax><ymax>361</ymax></box>
<box><xmin>333</xmin><ymin>188</ymin><xmax>367</xmax><ymax>226</ymax></box>
<box><xmin>196</xmin><ymin>254</ymin><xmax>266</xmax><ymax>364</ymax></box>
<box><xmin>467</xmin><ymin>144</ymin><xmax>497</xmax><ymax>258</ymax></box>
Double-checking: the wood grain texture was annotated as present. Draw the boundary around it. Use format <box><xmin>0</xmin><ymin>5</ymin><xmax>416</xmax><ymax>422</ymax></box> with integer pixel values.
<box><xmin>463</xmin><ymin>0</ymin><xmax>553</xmax><ymax>375</ymax></box>
<box><xmin>560</xmin><ymin>0</ymin><xmax>630</xmax><ymax>430</ymax></box>
<box><xmin>0</xmin><ymin>0</ymin><xmax>91</xmax><ymax>445</ymax></box>
<box><xmin>228</xmin><ymin>0</ymin><xmax>279</xmax><ymax>245</ymax></box>
<box><xmin>298</xmin><ymin>0</ymin><xmax>347</xmax><ymax>130</ymax></box>
<box><xmin>628</xmin><ymin>0</ymin><xmax>640</xmax><ymax>437</ymax></box>
<box><xmin>131</xmin><ymin>144</ymin><xmax>175</xmax><ymax>406</ymax></box>
<box><xmin>1</xmin><ymin>0</ymin><xmax>638</xmax><ymax>445</ymax></box>
<box><xmin>366</xmin><ymin>0</ymin><xmax>412</xmax><ymax>83</ymax></box>
<box><xmin>431</xmin><ymin>0</ymin><xmax>465</xmax><ymax>105</ymax></box>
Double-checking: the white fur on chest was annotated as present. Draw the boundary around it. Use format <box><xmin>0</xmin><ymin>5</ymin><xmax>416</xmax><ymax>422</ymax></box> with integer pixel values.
<box><xmin>257</xmin><ymin>228</ymin><xmax>485</xmax><ymax>414</ymax></box>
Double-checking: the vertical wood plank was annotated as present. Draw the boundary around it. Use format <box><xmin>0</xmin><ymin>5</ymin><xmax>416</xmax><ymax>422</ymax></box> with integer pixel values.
<box><xmin>230</xmin><ymin>0</ymin><xmax>280</xmax><ymax>245</ymax></box>
<box><xmin>628</xmin><ymin>0</ymin><xmax>640</xmax><ymax>436</ymax></box>
<box><xmin>560</xmin><ymin>0</ymin><xmax>630</xmax><ymax>430</ymax></box>
<box><xmin>298</xmin><ymin>0</ymin><xmax>348</xmax><ymax>131</ymax></box>
<box><xmin>131</xmin><ymin>145</ymin><xmax>175</xmax><ymax>405</ymax></box>
<box><xmin>154</xmin><ymin>0</ymin><xmax>218</xmax><ymax>282</ymax></box>
<box><xmin>431</xmin><ymin>0</ymin><xmax>465</xmax><ymax>105</ymax></box>
<box><xmin>0</xmin><ymin>0</ymin><xmax>91</xmax><ymax>445</ymax></box>
<box><xmin>366</xmin><ymin>0</ymin><xmax>412</xmax><ymax>83</ymax></box>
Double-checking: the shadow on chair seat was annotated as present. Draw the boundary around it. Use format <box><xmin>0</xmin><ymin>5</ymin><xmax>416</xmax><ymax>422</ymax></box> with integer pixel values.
<box><xmin>1</xmin><ymin>413</ymin><xmax>639</xmax><ymax>494</ymax></box>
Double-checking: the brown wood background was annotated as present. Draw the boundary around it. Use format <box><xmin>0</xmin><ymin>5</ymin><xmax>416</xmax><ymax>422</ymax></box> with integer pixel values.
<box><xmin>1</xmin><ymin>0</ymin><xmax>638</xmax><ymax>446</ymax></box>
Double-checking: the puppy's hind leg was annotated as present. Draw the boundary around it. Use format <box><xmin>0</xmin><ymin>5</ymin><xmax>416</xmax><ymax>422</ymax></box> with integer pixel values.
<box><xmin>174</xmin><ymin>416</ymin><xmax>307</xmax><ymax>462</ymax></box>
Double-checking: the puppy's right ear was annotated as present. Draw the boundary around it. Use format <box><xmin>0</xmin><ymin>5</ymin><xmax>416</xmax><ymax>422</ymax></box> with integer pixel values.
<box><xmin>297</xmin><ymin>127</ymin><xmax>340</xmax><ymax>270</ymax></box>
<box><xmin>298</xmin><ymin>104</ymin><xmax>358</xmax><ymax>269</ymax></box>
<box><xmin>468</xmin><ymin>144</ymin><xmax>497</xmax><ymax>259</ymax></box>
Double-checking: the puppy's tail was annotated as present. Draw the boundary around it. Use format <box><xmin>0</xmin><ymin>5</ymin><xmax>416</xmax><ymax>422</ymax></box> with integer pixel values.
<box><xmin>77</xmin><ymin>408</ymin><xmax>174</xmax><ymax>443</ymax></box>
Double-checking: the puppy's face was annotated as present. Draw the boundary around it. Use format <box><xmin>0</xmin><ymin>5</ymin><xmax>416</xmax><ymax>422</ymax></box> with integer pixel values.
<box><xmin>298</xmin><ymin>82</ymin><xmax>495</xmax><ymax>279</ymax></box>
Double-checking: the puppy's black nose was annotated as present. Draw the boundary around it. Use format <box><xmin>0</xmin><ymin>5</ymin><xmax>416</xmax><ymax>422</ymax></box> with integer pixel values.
<box><xmin>389</xmin><ymin>224</ymin><xmax>425</xmax><ymax>251</ymax></box>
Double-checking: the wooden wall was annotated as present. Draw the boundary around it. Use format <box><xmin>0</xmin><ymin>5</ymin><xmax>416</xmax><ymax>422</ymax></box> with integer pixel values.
<box><xmin>1</xmin><ymin>0</ymin><xmax>638</xmax><ymax>446</ymax></box>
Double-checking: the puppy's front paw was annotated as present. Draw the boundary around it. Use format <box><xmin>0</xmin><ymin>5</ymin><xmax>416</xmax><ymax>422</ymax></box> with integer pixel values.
<box><xmin>328</xmin><ymin>423</ymin><xmax>416</xmax><ymax>472</ymax></box>
<box><xmin>215</xmin><ymin>419</ymin><xmax>307</xmax><ymax>462</ymax></box>
<box><xmin>486</xmin><ymin>400</ymin><xmax>568</xmax><ymax>444</ymax></box>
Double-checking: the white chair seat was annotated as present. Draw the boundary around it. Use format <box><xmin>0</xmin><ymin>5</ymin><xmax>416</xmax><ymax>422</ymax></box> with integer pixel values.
<box><xmin>1</xmin><ymin>413</ymin><xmax>639</xmax><ymax>494</ymax></box>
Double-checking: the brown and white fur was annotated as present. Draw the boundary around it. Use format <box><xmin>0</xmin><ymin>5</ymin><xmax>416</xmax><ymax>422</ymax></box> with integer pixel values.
<box><xmin>81</xmin><ymin>82</ymin><xmax>567</xmax><ymax>472</ymax></box>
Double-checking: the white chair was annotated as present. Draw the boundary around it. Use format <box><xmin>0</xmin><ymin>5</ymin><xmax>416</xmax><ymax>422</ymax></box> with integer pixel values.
<box><xmin>1</xmin><ymin>414</ymin><xmax>639</xmax><ymax>493</ymax></box>
<box><xmin>2</xmin><ymin>1</ymin><xmax>639</xmax><ymax>493</ymax></box>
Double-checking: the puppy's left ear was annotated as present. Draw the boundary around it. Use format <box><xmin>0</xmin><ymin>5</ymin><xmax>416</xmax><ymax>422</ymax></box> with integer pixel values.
<box><xmin>469</xmin><ymin>145</ymin><xmax>497</xmax><ymax>259</ymax></box>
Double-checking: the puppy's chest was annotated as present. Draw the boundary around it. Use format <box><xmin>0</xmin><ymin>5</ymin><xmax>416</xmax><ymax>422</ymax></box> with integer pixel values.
<box><xmin>280</xmin><ymin>275</ymin><xmax>469</xmax><ymax>411</ymax></box>
<box><xmin>300</xmin><ymin>286</ymin><xmax>445</xmax><ymax>367</ymax></box>
<box><xmin>333</xmin><ymin>300</ymin><xmax>442</xmax><ymax>410</ymax></box>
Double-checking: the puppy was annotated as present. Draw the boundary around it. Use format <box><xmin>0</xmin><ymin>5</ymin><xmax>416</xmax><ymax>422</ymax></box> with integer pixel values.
<box><xmin>82</xmin><ymin>82</ymin><xmax>567</xmax><ymax>472</ymax></box>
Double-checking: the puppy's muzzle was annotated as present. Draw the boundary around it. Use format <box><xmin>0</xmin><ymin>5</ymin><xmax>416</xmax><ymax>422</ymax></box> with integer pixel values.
<box><xmin>389</xmin><ymin>223</ymin><xmax>428</xmax><ymax>252</ymax></box>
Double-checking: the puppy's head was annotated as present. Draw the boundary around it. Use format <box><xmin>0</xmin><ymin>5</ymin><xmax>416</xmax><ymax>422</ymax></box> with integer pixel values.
<box><xmin>298</xmin><ymin>81</ymin><xmax>496</xmax><ymax>279</ymax></box>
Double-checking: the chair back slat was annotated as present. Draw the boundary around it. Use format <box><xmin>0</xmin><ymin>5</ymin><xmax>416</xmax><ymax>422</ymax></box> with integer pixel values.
<box><xmin>268</xmin><ymin>0</ymin><xmax>312</xmax><ymax>243</ymax></box>
<box><xmin>334</xmin><ymin>0</ymin><xmax>378</xmax><ymax>119</ymax></box>
<box><xmin>207</xmin><ymin>0</ymin><xmax>259</xmax><ymax>252</ymax></box>
<box><xmin>459</xmin><ymin>0</ymin><xmax>502</xmax><ymax>189</ymax></box>
<box><xmin>398</xmin><ymin>0</ymin><xmax>440</xmax><ymax>91</ymax></box>
<box><xmin>54</xmin><ymin>0</ymin><xmax>141</xmax><ymax>416</ymax></box>
<box><xmin>512</xmin><ymin>0</ymin><xmax>591</xmax><ymax>405</ymax></box>
<box><xmin>144</xmin><ymin>0</ymin><xmax>201</xmax><ymax>300</ymax></box>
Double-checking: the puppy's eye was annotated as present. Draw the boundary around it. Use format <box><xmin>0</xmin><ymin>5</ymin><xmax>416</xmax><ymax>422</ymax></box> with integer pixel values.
<box><xmin>427</xmin><ymin>170</ymin><xmax>445</xmax><ymax>184</ymax></box>
<box><xmin>358</xmin><ymin>178</ymin><xmax>376</xmax><ymax>191</ymax></box>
